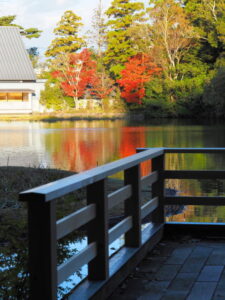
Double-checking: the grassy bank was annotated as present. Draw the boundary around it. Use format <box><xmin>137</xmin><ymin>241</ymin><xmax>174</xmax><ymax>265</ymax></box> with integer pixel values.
<box><xmin>0</xmin><ymin>166</ymin><xmax>75</xmax><ymax>206</ymax></box>
<box><xmin>0</xmin><ymin>111</ymin><xmax>128</xmax><ymax>122</ymax></box>
<box><xmin>0</xmin><ymin>167</ymin><xmax>83</xmax><ymax>299</ymax></box>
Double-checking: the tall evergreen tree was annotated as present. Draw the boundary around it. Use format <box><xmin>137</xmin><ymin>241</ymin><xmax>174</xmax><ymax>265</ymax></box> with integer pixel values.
<box><xmin>45</xmin><ymin>10</ymin><xmax>85</xmax><ymax>57</ymax></box>
<box><xmin>183</xmin><ymin>0</ymin><xmax>225</xmax><ymax>68</ymax></box>
<box><xmin>0</xmin><ymin>15</ymin><xmax>42</xmax><ymax>39</ymax></box>
<box><xmin>104</xmin><ymin>0</ymin><xmax>145</xmax><ymax>78</ymax></box>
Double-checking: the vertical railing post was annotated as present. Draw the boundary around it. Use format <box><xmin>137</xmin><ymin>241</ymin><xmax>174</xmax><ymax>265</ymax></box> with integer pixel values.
<box><xmin>87</xmin><ymin>179</ymin><xmax>109</xmax><ymax>280</ymax></box>
<box><xmin>25</xmin><ymin>197</ymin><xmax>57</xmax><ymax>300</ymax></box>
<box><xmin>124</xmin><ymin>164</ymin><xmax>141</xmax><ymax>247</ymax></box>
<box><xmin>152</xmin><ymin>154</ymin><xmax>165</xmax><ymax>224</ymax></box>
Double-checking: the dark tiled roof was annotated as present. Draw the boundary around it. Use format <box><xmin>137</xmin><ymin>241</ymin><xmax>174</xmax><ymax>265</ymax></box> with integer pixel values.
<box><xmin>0</xmin><ymin>27</ymin><xmax>36</xmax><ymax>81</ymax></box>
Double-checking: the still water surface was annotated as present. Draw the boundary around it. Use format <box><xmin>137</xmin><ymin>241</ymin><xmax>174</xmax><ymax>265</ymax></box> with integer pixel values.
<box><xmin>1</xmin><ymin>118</ymin><xmax>225</xmax><ymax>223</ymax></box>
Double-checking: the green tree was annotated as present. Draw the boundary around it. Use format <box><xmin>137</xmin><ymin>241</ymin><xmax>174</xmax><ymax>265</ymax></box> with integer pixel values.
<box><xmin>184</xmin><ymin>0</ymin><xmax>225</xmax><ymax>67</ymax></box>
<box><xmin>40</xmin><ymin>80</ymin><xmax>66</xmax><ymax>110</ymax></box>
<box><xmin>104</xmin><ymin>0</ymin><xmax>145</xmax><ymax>78</ymax></box>
<box><xmin>45</xmin><ymin>10</ymin><xmax>86</xmax><ymax>57</ymax></box>
<box><xmin>202</xmin><ymin>68</ymin><xmax>225</xmax><ymax>117</ymax></box>
<box><xmin>0</xmin><ymin>15</ymin><xmax>42</xmax><ymax>39</ymax></box>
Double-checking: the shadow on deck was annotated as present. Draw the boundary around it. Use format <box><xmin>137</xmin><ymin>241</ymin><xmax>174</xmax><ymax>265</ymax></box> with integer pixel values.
<box><xmin>109</xmin><ymin>228</ymin><xmax>225</xmax><ymax>300</ymax></box>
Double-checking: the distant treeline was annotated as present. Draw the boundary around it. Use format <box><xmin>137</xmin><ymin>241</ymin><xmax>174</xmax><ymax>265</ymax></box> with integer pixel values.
<box><xmin>1</xmin><ymin>1</ymin><xmax>225</xmax><ymax>117</ymax></box>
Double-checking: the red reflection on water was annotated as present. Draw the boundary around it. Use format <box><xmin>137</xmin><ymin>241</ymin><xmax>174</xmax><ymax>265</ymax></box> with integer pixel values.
<box><xmin>119</xmin><ymin>127</ymin><xmax>151</xmax><ymax>176</ymax></box>
<box><xmin>52</xmin><ymin>128</ymin><xmax>119</xmax><ymax>172</ymax></box>
<box><xmin>51</xmin><ymin>125</ymin><xmax>152</xmax><ymax>175</ymax></box>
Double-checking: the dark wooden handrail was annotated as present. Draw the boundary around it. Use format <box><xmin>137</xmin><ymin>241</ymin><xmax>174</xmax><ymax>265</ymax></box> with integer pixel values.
<box><xmin>19</xmin><ymin>147</ymin><xmax>225</xmax><ymax>300</ymax></box>
<box><xmin>20</xmin><ymin>147</ymin><xmax>164</xmax><ymax>202</ymax></box>
<box><xmin>19</xmin><ymin>147</ymin><xmax>164</xmax><ymax>300</ymax></box>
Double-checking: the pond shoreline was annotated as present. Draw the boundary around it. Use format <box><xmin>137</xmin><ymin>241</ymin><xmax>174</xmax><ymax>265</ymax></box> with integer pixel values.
<box><xmin>0</xmin><ymin>111</ymin><xmax>146</xmax><ymax>122</ymax></box>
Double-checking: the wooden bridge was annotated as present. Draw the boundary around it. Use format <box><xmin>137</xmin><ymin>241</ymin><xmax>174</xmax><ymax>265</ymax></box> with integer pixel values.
<box><xmin>19</xmin><ymin>148</ymin><xmax>225</xmax><ymax>300</ymax></box>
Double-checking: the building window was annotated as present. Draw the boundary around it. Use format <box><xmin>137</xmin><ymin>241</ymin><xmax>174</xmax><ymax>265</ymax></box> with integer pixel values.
<box><xmin>22</xmin><ymin>93</ymin><xmax>29</xmax><ymax>101</ymax></box>
<box><xmin>0</xmin><ymin>93</ymin><xmax>7</xmax><ymax>100</ymax></box>
<box><xmin>0</xmin><ymin>92</ymin><xmax>29</xmax><ymax>101</ymax></box>
<box><xmin>7</xmin><ymin>92</ymin><xmax>23</xmax><ymax>100</ymax></box>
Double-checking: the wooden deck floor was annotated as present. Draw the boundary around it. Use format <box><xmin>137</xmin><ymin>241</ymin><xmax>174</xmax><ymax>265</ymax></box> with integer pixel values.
<box><xmin>109</xmin><ymin>237</ymin><xmax>225</xmax><ymax>300</ymax></box>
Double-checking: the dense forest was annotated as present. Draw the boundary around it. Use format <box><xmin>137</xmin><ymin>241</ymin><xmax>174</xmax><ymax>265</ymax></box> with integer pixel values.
<box><xmin>1</xmin><ymin>0</ymin><xmax>225</xmax><ymax>117</ymax></box>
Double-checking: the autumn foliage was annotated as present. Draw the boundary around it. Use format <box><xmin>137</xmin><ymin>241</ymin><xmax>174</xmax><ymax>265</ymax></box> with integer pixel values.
<box><xmin>91</xmin><ymin>73</ymin><xmax>114</xmax><ymax>100</ymax></box>
<box><xmin>117</xmin><ymin>54</ymin><xmax>161</xmax><ymax>104</ymax></box>
<box><xmin>52</xmin><ymin>49</ymin><xmax>97</xmax><ymax>103</ymax></box>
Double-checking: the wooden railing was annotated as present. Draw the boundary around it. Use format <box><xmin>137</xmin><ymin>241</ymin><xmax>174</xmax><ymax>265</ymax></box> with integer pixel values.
<box><xmin>19</xmin><ymin>147</ymin><xmax>225</xmax><ymax>299</ymax></box>
<box><xmin>19</xmin><ymin>148</ymin><xmax>165</xmax><ymax>300</ymax></box>
<box><xmin>163</xmin><ymin>148</ymin><xmax>225</xmax><ymax>206</ymax></box>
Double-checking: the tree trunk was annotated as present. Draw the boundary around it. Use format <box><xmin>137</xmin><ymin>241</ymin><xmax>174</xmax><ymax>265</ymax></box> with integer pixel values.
<box><xmin>74</xmin><ymin>97</ymin><xmax>79</xmax><ymax>109</ymax></box>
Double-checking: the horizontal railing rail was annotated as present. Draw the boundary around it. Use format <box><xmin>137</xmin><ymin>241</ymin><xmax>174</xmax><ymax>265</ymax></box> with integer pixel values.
<box><xmin>56</xmin><ymin>204</ymin><xmax>96</xmax><ymax>240</ymax></box>
<box><xmin>164</xmin><ymin>196</ymin><xmax>225</xmax><ymax>205</ymax></box>
<box><xmin>164</xmin><ymin>170</ymin><xmax>225</xmax><ymax>179</ymax></box>
<box><xmin>20</xmin><ymin>148</ymin><xmax>164</xmax><ymax>202</ymax></box>
<box><xmin>20</xmin><ymin>147</ymin><xmax>225</xmax><ymax>300</ymax></box>
<box><xmin>164</xmin><ymin>147</ymin><xmax>225</xmax><ymax>153</ymax></box>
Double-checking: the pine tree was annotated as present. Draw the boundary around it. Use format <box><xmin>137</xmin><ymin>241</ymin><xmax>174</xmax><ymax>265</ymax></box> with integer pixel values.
<box><xmin>45</xmin><ymin>10</ymin><xmax>86</xmax><ymax>57</ymax></box>
<box><xmin>0</xmin><ymin>15</ymin><xmax>42</xmax><ymax>39</ymax></box>
<box><xmin>104</xmin><ymin>0</ymin><xmax>145</xmax><ymax>78</ymax></box>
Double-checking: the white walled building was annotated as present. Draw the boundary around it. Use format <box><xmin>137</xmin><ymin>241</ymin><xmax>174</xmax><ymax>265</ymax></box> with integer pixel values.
<box><xmin>0</xmin><ymin>27</ymin><xmax>45</xmax><ymax>114</ymax></box>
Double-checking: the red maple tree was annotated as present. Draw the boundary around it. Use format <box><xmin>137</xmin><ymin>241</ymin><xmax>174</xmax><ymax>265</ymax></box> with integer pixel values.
<box><xmin>117</xmin><ymin>53</ymin><xmax>161</xmax><ymax>104</ymax></box>
<box><xmin>52</xmin><ymin>49</ymin><xmax>97</xmax><ymax>109</ymax></box>
<box><xmin>91</xmin><ymin>72</ymin><xmax>115</xmax><ymax>100</ymax></box>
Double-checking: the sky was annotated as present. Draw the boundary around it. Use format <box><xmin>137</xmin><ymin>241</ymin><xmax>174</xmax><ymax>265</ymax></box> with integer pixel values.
<box><xmin>0</xmin><ymin>0</ymin><xmax>113</xmax><ymax>57</ymax></box>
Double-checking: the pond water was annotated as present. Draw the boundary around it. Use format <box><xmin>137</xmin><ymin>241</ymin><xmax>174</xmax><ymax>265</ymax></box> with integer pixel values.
<box><xmin>1</xmin><ymin>119</ymin><xmax>225</xmax><ymax>223</ymax></box>
<box><xmin>1</xmin><ymin>118</ymin><xmax>225</xmax><ymax>298</ymax></box>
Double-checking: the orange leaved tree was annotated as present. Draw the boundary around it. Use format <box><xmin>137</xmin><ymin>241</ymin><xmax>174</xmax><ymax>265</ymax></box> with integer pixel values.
<box><xmin>52</xmin><ymin>49</ymin><xmax>97</xmax><ymax>109</ymax></box>
<box><xmin>117</xmin><ymin>53</ymin><xmax>160</xmax><ymax>104</ymax></box>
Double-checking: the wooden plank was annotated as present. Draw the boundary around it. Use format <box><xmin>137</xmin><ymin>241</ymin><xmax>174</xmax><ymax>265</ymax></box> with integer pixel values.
<box><xmin>27</xmin><ymin>200</ymin><xmax>57</xmax><ymax>300</ymax></box>
<box><xmin>165</xmin><ymin>222</ymin><xmax>225</xmax><ymax>238</ymax></box>
<box><xmin>141</xmin><ymin>171</ymin><xmax>158</xmax><ymax>188</ymax></box>
<box><xmin>164</xmin><ymin>170</ymin><xmax>225</xmax><ymax>179</ymax></box>
<box><xmin>87</xmin><ymin>179</ymin><xmax>109</xmax><ymax>280</ymax></box>
<box><xmin>124</xmin><ymin>165</ymin><xmax>141</xmax><ymax>247</ymax></box>
<box><xmin>57</xmin><ymin>242</ymin><xmax>97</xmax><ymax>285</ymax></box>
<box><xmin>108</xmin><ymin>185</ymin><xmax>132</xmax><ymax>210</ymax></box>
<box><xmin>141</xmin><ymin>197</ymin><xmax>159</xmax><ymax>220</ymax></box>
<box><xmin>108</xmin><ymin>216</ymin><xmax>132</xmax><ymax>244</ymax></box>
<box><xmin>56</xmin><ymin>204</ymin><xmax>96</xmax><ymax>240</ymax></box>
<box><xmin>19</xmin><ymin>148</ymin><xmax>164</xmax><ymax>202</ymax></box>
<box><xmin>165</xmin><ymin>196</ymin><xmax>225</xmax><ymax>206</ymax></box>
<box><xmin>151</xmin><ymin>155</ymin><xmax>165</xmax><ymax>225</ymax></box>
